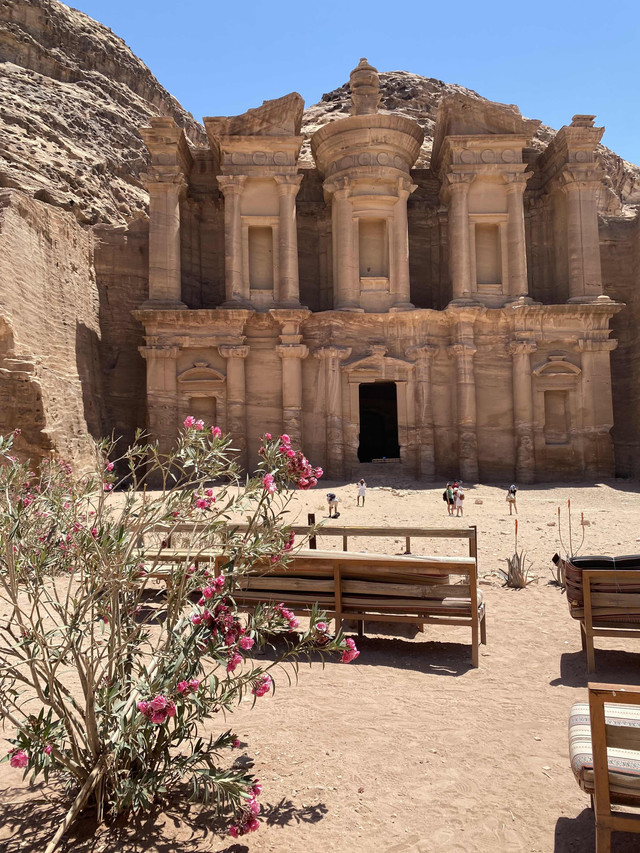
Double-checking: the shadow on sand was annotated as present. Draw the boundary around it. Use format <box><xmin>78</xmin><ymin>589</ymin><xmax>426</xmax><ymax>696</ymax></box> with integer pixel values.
<box><xmin>0</xmin><ymin>783</ymin><xmax>327</xmax><ymax>853</ymax></box>
<box><xmin>550</xmin><ymin>649</ymin><xmax>640</xmax><ymax>689</ymax></box>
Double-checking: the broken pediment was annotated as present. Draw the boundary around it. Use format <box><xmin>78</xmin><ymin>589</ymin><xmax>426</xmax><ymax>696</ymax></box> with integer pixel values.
<box><xmin>204</xmin><ymin>93</ymin><xmax>304</xmax><ymax>142</ymax></box>
<box><xmin>432</xmin><ymin>93</ymin><xmax>541</xmax><ymax>168</ymax></box>
<box><xmin>344</xmin><ymin>347</ymin><xmax>414</xmax><ymax>379</ymax></box>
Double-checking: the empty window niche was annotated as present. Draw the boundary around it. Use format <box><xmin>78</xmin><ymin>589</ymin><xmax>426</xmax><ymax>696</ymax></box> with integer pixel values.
<box><xmin>189</xmin><ymin>396</ymin><xmax>216</xmax><ymax>424</ymax></box>
<box><xmin>544</xmin><ymin>390</ymin><xmax>569</xmax><ymax>445</ymax></box>
<box><xmin>475</xmin><ymin>223</ymin><xmax>502</xmax><ymax>285</ymax></box>
<box><xmin>248</xmin><ymin>226</ymin><xmax>274</xmax><ymax>290</ymax></box>
<box><xmin>359</xmin><ymin>219</ymin><xmax>388</xmax><ymax>278</ymax></box>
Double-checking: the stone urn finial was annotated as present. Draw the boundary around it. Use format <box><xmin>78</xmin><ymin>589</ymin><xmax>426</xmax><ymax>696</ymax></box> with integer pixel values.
<box><xmin>349</xmin><ymin>58</ymin><xmax>381</xmax><ymax>116</ymax></box>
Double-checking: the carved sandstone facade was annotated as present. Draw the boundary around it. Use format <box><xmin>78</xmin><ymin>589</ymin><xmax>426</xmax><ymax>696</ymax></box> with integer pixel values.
<box><xmin>134</xmin><ymin>60</ymin><xmax>620</xmax><ymax>483</ymax></box>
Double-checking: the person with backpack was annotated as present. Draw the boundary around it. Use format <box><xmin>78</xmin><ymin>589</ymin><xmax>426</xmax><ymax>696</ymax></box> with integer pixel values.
<box><xmin>506</xmin><ymin>483</ymin><xmax>518</xmax><ymax>515</ymax></box>
<box><xmin>443</xmin><ymin>482</ymin><xmax>454</xmax><ymax>516</ymax></box>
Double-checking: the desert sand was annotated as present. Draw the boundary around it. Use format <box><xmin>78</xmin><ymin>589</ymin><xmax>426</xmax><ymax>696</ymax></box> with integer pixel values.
<box><xmin>2</xmin><ymin>476</ymin><xmax>640</xmax><ymax>853</ymax></box>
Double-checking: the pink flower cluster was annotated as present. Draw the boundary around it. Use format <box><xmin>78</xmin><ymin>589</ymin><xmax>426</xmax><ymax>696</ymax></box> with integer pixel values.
<box><xmin>194</xmin><ymin>488</ymin><xmax>215</xmax><ymax>510</ymax></box>
<box><xmin>277</xmin><ymin>434</ymin><xmax>322</xmax><ymax>490</ymax></box>
<box><xmin>229</xmin><ymin>781</ymin><xmax>262</xmax><ymax>837</ymax></box>
<box><xmin>341</xmin><ymin>637</ymin><xmax>360</xmax><ymax>663</ymax></box>
<box><xmin>191</xmin><ymin>594</ymin><xmax>256</xmax><ymax>672</ymax></box>
<box><xmin>314</xmin><ymin>621</ymin><xmax>332</xmax><ymax>647</ymax></box>
<box><xmin>184</xmin><ymin>416</ymin><xmax>205</xmax><ymax>431</ymax></box>
<box><xmin>262</xmin><ymin>473</ymin><xmax>276</xmax><ymax>495</ymax></box>
<box><xmin>137</xmin><ymin>694</ymin><xmax>177</xmax><ymax>725</ymax></box>
<box><xmin>283</xmin><ymin>530</ymin><xmax>295</xmax><ymax>552</ymax></box>
<box><xmin>176</xmin><ymin>678</ymin><xmax>200</xmax><ymax>694</ymax></box>
<box><xmin>9</xmin><ymin>749</ymin><xmax>28</xmax><ymax>769</ymax></box>
<box><xmin>274</xmin><ymin>601</ymin><xmax>299</xmax><ymax>629</ymax></box>
<box><xmin>252</xmin><ymin>674</ymin><xmax>272</xmax><ymax>697</ymax></box>
<box><xmin>211</xmin><ymin>425</ymin><xmax>222</xmax><ymax>439</ymax></box>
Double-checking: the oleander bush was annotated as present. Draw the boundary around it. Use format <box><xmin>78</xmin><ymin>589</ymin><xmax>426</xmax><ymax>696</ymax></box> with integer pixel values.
<box><xmin>0</xmin><ymin>423</ymin><xmax>357</xmax><ymax>849</ymax></box>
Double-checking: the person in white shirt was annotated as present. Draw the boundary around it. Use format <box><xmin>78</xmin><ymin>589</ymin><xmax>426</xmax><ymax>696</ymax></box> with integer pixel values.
<box><xmin>356</xmin><ymin>479</ymin><xmax>367</xmax><ymax>507</ymax></box>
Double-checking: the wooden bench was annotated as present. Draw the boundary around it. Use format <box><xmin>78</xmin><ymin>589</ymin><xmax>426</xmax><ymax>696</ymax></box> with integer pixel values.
<box><xmin>554</xmin><ymin>554</ymin><xmax>640</xmax><ymax>673</ymax></box>
<box><xmin>216</xmin><ymin>548</ymin><xmax>486</xmax><ymax>667</ymax></box>
<box><xmin>569</xmin><ymin>683</ymin><xmax>640</xmax><ymax>852</ymax></box>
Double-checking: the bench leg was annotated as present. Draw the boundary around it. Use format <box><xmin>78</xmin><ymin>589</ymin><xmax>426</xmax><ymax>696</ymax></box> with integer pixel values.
<box><xmin>357</xmin><ymin>620</ymin><xmax>365</xmax><ymax>638</ymax></box>
<box><xmin>586</xmin><ymin>634</ymin><xmax>596</xmax><ymax>674</ymax></box>
<box><xmin>595</xmin><ymin>824</ymin><xmax>611</xmax><ymax>853</ymax></box>
<box><xmin>480</xmin><ymin>612</ymin><xmax>487</xmax><ymax>645</ymax></box>
<box><xmin>471</xmin><ymin>620</ymin><xmax>479</xmax><ymax>668</ymax></box>
<box><xmin>580</xmin><ymin>623</ymin><xmax>587</xmax><ymax>651</ymax></box>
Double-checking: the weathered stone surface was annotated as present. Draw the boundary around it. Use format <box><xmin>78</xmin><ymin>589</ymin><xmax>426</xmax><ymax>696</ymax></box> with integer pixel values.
<box><xmin>0</xmin><ymin>188</ymin><xmax>101</xmax><ymax>466</ymax></box>
<box><xmin>0</xmin><ymin>0</ymin><xmax>205</xmax><ymax>225</ymax></box>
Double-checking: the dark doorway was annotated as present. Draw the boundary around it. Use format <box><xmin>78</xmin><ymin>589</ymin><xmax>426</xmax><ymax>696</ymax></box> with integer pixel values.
<box><xmin>358</xmin><ymin>382</ymin><xmax>400</xmax><ymax>462</ymax></box>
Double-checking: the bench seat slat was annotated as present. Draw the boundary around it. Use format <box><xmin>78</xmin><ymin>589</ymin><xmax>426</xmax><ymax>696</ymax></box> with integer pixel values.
<box><xmin>341</xmin><ymin>580</ymin><xmax>468</xmax><ymax>599</ymax></box>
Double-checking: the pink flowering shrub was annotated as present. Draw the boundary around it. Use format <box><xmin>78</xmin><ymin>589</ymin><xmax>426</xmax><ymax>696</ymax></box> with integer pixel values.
<box><xmin>0</xmin><ymin>425</ymin><xmax>357</xmax><ymax>846</ymax></box>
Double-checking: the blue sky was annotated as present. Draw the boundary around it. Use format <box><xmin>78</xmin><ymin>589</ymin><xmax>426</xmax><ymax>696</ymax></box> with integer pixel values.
<box><xmin>68</xmin><ymin>0</ymin><xmax>640</xmax><ymax>166</ymax></box>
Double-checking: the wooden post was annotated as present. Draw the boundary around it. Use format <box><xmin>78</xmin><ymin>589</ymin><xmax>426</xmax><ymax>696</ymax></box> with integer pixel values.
<box><xmin>343</xmin><ymin>534</ymin><xmax>348</xmax><ymax>552</ymax></box>
<box><xmin>308</xmin><ymin>513</ymin><xmax>317</xmax><ymax>550</ymax></box>
<box><xmin>405</xmin><ymin>536</ymin><xmax>411</xmax><ymax>554</ymax></box>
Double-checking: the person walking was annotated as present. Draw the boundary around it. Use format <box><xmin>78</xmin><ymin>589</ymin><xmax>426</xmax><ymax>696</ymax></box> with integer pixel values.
<box><xmin>455</xmin><ymin>482</ymin><xmax>465</xmax><ymax>517</ymax></box>
<box><xmin>506</xmin><ymin>483</ymin><xmax>518</xmax><ymax>515</ymax></box>
<box><xmin>327</xmin><ymin>492</ymin><xmax>340</xmax><ymax>518</ymax></box>
<box><xmin>356</xmin><ymin>479</ymin><xmax>367</xmax><ymax>507</ymax></box>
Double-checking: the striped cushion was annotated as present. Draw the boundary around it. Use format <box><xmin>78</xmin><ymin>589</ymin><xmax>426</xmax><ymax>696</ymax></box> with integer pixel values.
<box><xmin>569</xmin><ymin>701</ymin><xmax>640</xmax><ymax>798</ymax></box>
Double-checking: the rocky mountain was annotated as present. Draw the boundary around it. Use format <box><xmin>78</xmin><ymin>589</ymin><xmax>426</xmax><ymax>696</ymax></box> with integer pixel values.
<box><xmin>0</xmin><ymin>0</ymin><xmax>205</xmax><ymax>224</ymax></box>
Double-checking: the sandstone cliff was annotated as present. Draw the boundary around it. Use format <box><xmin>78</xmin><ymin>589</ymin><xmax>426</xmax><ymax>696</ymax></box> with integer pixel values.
<box><xmin>0</xmin><ymin>0</ymin><xmax>205</xmax><ymax>225</ymax></box>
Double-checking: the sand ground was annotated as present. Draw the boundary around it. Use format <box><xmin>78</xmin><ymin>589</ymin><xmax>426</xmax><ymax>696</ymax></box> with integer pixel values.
<box><xmin>2</xmin><ymin>476</ymin><xmax>640</xmax><ymax>853</ymax></box>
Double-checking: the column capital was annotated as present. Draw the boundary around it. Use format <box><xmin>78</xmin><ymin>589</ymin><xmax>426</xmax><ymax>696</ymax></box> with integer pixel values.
<box><xmin>217</xmin><ymin>175</ymin><xmax>248</xmax><ymax>196</ymax></box>
<box><xmin>397</xmin><ymin>177</ymin><xmax>418</xmax><ymax>198</ymax></box>
<box><xmin>407</xmin><ymin>343</ymin><xmax>439</xmax><ymax>361</ymax></box>
<box><xmin>274</xmin><ymin>174</ymin><xmax>303</xmax><ymax>194</ymax></box>
<box><xmin>276</xmin><ymin>344</ymin><xmax>309</xmax><ymax>360</ymax></box>
<box><xmin>445</xmin><ymin>172</ymin><xmax>474</xmax><ymax>190</ymax></box>
<box><xmin>559</xmin><ymin>167</ymin><xmax>604</xmax><ymax>192</ymax></box>
<box><xmin>508</xmin><ymin>340</ymin><xmax>537</xmax><ymax>356</ymax></box>
<box><xmin>323</xmin><ymin>176</ymin><xmax>351</xmax><ymax>198</ymax></box>
<box><xmin>139</xmin><ymin>345</ymin><xmax>179</xmax><ymax>359</ymax></box>
<box><xmin>218</xmin><ymin>344</ymin><xmax>249</xmax><ymax>360</ymax></box>
<box><xmin>447</xmin><ymin>343</ymin><xmax>477</xmax><ymax>359</ymax></box>
<box><xmin>145</xmin><ymin>166</ymin><xmax>186</xmax><ymax>187</ymax></box>
<box><xmin>577</xmin><ymin>338</ymin><xmax>618</xmax><ymax>353</ymax></box>
<box><xmin>504</xmin><ymin>171</ymin><xmax>533</xmax><ymax>192</ymax></box>
<box><xmin>313</xmin><ymin>345</ymin><xmax>352</xmax><ymax>362</ymax></box>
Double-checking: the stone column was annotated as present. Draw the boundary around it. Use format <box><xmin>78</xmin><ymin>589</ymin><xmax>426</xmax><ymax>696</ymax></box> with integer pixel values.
<box><xmin>218</xmin><ymin>176</ymin><xmax>248</xmax><ymax>305</ymax></box>
<box><xmin>446</xmin><ymin>174</ymin><xmax>473</xmax><ymax>303</ymax></box>
<box><xmin>562</xmin><ymin>172</ymin><xmax>604</xmax><ymax>302</ymax></box>
<box><xmin>448</xmin><ymin>343</ymin><xmax>478</xmax><ymax>482</ymax></box>
<box><xmin>505</xmin><ymin>174</ymin><xmax>530</xmax><ymax>300</ymax></box>
<box><xmin>508</xmin><ymin>340</ymin><xmax>537</xmax><ymax>483</ymax></box>
<box><xmin>392</xmin><ymin>177</ymin><xmax>417</xmax><ymax>310</ymax></box>
<box><xmin>274</xmin><ymin>175</ymin><xmax>303</xmax><ymax>307</ymax></box>
<box><xmin>578</xmin><ymin>338</ymin><xmax>617</xmax><ymax>477</ymax></box>
<box><xmin>218</xmin><ymin>344</ymin><xmax>249</xmax><ymax>469</ymax></box>
<box><xmin>147</xmin><ymin>172</ymin><xmax>186</xmax><ymax>307</ymax></box>
<box><xmin>330</xmin><ymin>179</ymin><xmax>360</xmax><ymax>311</ymax></box>
<box><xmin>139</xmin><ymin>345</ymin><xmax>179</xmax><ymax>453</ymax></box>
<box><xmin>314</xmin><ymin>346</ymin><xmax>351</xmax><ymax>479</ymax></box>
<box><xmin>408</xmin><ymin>344</ymin><xmax>437</xmax><ymax>478</ymax></box>
<box><xmin>276</xmin><ymin>343</ymin><xmax>308</xmax><ymax>448</ymax></box>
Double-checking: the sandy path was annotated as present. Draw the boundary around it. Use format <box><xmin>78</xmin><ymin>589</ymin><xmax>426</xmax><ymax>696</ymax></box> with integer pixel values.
<box><xmin>2</xmin><ymin>478</ymin><xmax>640</xmax><ymax>852</ymax></box>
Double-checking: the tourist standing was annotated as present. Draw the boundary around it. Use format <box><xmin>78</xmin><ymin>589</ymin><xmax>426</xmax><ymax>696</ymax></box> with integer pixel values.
<box><xmin>506</xmin><ymin>483</ymin><xmax>518</xmax><ymax>515</ymax></box>
<box><xmin>455</xmin><ymin>482</ymin><xmax>465</xmax><ymax>517</ymax></box>
<box><xmin>444</xmin><ymin>482</ymin><xmax>454</xmax><ymax>516</ymax></box>
<box><xmin>356</xmin><ymin>479</ymin><xmax>367</xmax><ymax>506</ymax></box>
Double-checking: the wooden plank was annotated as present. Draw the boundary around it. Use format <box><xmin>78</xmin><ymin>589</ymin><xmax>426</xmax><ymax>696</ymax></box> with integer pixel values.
<box><xmin>341</xmin><ymin>595</ymin><xmax>472</xmax><ymax>611</ymax></box>
<box><xmin>605</xmin><ymin>723</ymin><xmax>640</xmax><ymax>751</ymax></box>
<box><xmin>341</xmin><ymin>580</ymin><xmax>471</xmax><ymax>599</ymax></box>
<box><xmin>238</xmin><ymin>577</ymin><xmax>334</xmax><ymax>593</ymax></box>
<box><xmin>233</xmin><ymin>591</ymin><xmax>335</xmax><ymax>604</ymax></box>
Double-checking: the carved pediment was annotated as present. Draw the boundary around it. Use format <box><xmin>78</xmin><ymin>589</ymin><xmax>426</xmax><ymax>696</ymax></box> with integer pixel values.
<box><xmin>533</xmin><ymin>355</ymin><xmax>581</xmax><ymax>377</ymax></box>
<box><xmin>344</xmin><ymin>347</ymin><xmax>414</xmax><ymax>379</ymax></box>
<box><xmin>178</xmin><ymin>362</ymin><xmax>226</xmax><ymax>383</ymax></box>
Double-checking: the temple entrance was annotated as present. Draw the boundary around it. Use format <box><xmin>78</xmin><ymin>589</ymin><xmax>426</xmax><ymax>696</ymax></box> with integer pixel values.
<box><xmin>357</xmin><ymin>382</ymin><xmax>400</xmax><ymax>462</ymax></box>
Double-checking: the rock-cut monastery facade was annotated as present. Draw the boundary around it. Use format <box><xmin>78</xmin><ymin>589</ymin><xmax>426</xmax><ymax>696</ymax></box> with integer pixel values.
<box><xmin>135</xmin><ymin>59</ymin><xmax>620</xmax><ymax>483</ymax></box>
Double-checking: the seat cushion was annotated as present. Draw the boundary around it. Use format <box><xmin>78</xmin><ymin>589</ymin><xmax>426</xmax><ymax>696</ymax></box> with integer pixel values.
<box><xmin>569</xmin><ymin>701</ymin><xmax>640</xmax><ymax>799</ymax></box>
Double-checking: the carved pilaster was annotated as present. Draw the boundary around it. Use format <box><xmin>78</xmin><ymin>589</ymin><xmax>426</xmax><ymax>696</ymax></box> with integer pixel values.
<box><xmin>218</xmin><ymin>344</ymin><xmax>249</xmax><ymax>468</ymax></box>
<box><xmin>276</xmin><ymin>343</ymin><xmax>309</xmax><ymax>448</ymax></box>
<box><xmin>314</xmin><ymin>346</ymin><xmax>352</xmax><ymax>479</ymax></box>
<box><xmin>560</xmin><ymin>167</ymin><xmax>606</xmax><ymax>303</ymax></box>
<box><xmin>274</xmin><ymin>174</ymin><xmax>303</xmax><ymax>307</ymax></box>
<box><xmin>508</xmin><ymin>340</ymin><xmax>537</xmax><ymax>483</ymax></box>
<box><xmin>139</xmin><ymin>345</ymin><xmax>180</xmax><ymax>453</ymax></box>
<box><xmin>407</xmin><ymin>344</ymin><xmax>438</xmax><ymax>478</ymax></box>
<box><xmin>504</xmin><ymin>172</ymin><xmax>532</xmax><ymax>302</ymax></box>
<box><xmin>218</xmin><ymin>175</ymin><xmax>248</xmax><ymax>305</ymax></box>
<box><xmin>447</xmin><ymin>342</ymin><xmax>478</xmax><ymax>482</ymax></box>
<box><xmin>392</xmin><ymin>177</ymin><xmax>418</xmax><ymax>310</ymax></box>
<box><xmin>577</xmin><ymin>337</ymin><xmax>618</xmax><ymax>477</ymax></box>
<box><xmin>445</xmin><ymin>173</ymin><xmax>475</xmax><ymax>305</ymax></box>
